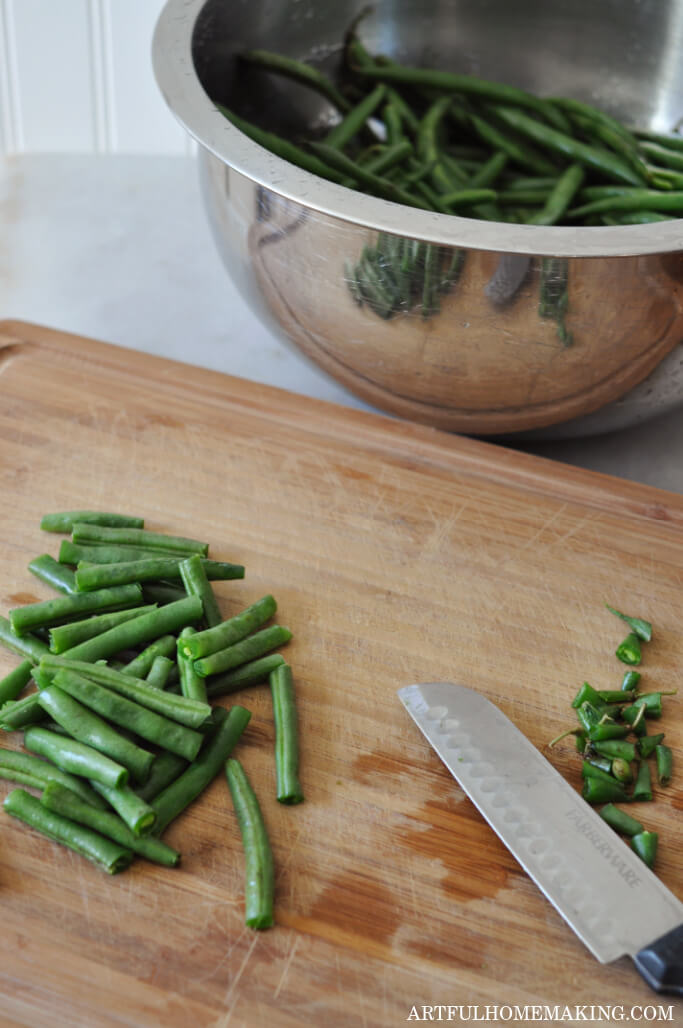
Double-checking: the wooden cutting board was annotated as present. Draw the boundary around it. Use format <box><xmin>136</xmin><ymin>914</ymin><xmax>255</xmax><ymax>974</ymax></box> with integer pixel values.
<box><xmin>1</xmin><ymin>320</ymin><xmax>682</xmax><ymax>1027</ymax></box>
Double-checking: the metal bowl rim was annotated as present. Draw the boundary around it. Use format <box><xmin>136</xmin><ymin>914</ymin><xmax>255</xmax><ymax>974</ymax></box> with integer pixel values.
<box><xmin>153</xmin><ymin>0</ymin><xmax>683</xmax><ymax>259</ymax></box>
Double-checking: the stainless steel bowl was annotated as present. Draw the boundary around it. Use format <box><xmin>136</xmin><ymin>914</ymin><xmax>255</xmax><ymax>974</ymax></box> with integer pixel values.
<box><xmin>153</xmin><ymin>0</ymin><xmax>683</xmax><ymax>435</ymax></box>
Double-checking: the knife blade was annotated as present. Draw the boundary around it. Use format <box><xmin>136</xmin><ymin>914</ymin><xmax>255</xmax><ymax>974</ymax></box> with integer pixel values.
<box><xmin>398</xmin><ymin>681</ymin><xmax>683</xmax><ymax>995</ymax></box>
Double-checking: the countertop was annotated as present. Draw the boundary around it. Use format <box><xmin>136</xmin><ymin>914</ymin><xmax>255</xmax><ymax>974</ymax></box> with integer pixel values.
<box><xmin>2</xmin><ymin>152</ymin><xmax>683</xmax><ymax>494</ymax></box>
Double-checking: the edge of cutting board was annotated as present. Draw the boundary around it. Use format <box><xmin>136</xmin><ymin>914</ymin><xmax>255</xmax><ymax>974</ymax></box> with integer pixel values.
<box><xmin>1</xmin><ymin>317</ymin><xmax>681</xmax><ymax>527</ymax></box>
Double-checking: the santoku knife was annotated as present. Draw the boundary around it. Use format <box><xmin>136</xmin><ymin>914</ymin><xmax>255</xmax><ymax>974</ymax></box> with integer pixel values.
<box><xmin>398</xmin><ymin>681</ymin><xmax>683</xmax><ymax>994</ymax></box>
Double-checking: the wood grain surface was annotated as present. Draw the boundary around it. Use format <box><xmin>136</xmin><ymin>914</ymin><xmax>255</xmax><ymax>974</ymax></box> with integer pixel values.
<box><xmin>0</xmin><ymin>320</ymin><xmax>682</xmax><ymax>1027</ymax></box>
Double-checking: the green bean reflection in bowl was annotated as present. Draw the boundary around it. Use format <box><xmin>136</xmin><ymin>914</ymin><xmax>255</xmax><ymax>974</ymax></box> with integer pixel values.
<box><xmin>153</xmin><ymin>0</ymin><xmax>683</xmax><ymax>436</ymax></box>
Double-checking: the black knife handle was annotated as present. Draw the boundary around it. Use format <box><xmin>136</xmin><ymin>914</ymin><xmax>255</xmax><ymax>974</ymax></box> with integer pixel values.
<box><xmin>633</xmin><ymin>925</ymin><xmax>683</xmax><ymax>994</ymax></box>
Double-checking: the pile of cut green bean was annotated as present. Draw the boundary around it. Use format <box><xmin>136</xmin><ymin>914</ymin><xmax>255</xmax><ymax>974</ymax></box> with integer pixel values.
<box><xmin>218</xmin><ymin>29</ymin><xmax>683</xmax><ymax>228</ymax></box>
<box><xmin>550</xmin><ymin>604</ymin><xmax>674</xmax><ymax>871</ymax></box>
<box><xmin>0</xmin><ymin>510</ymin><xmax>304</xmax><ymax>930</ymax></box>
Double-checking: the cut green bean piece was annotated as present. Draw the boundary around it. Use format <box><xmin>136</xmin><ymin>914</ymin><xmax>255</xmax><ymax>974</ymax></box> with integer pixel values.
<box><xmin>9</xmin><ymin>583</ymin><xmax>143</xmax><ymax>637</ymax></box>
<box><xmin>39</xmin><ymin>656</ymin><xmax>211</xmax><ymax>730</ymax></box>
<box><xmin>631</xmin><ymin>830</ymin><xmax>658</xmax><ymax>868</ymax></box>
<box><xmin>28</xmin><ymin>554</ymin><xmax>77</xmax><ymax>594</ymax></box>
<box><xmin>48</xmin><ymin>604</ymin><xmax>158</xmax><ymax>654</ymax></box>
<box><xmin>36</xmin><ymin>684</ymin><xmax>154</xmax><ymax>784</ymax></box>
<box><xmin>599</xmin><ymin>803</ymin><xmax>644</xmax><ymax>837</ymax></box>
<box><xmin>616</xmin><ymin>632</ymin><xmax>642</xmax><ymax>666</ymax></box>
<box><xmin>141</xmin><ymin>584</ymin><xmax>186</xmax><ymax>606</ymax></box>
<box><xmin>206</xmin><ymin>654</ymin><xmax>287</xmax><ymax>699</ymax></box>
<box><xmin>4</xmin><ymin>788</ymin><xmax>133</xmax><ymax>873</ymax></box>
<box><xmin>60</xmin><ymin>540</ymin><xmax>191</xmax><ymax>565</ymax></box>
<box><xmin>571</xmin><ymin>682</ymin><xmax>603</xmax><ymax>709</ymax></box>
<box><xmin>0</xmin><ymin>615</ymin><xmax>51</xmax><ymax>664</ymax></box>
<box><xmin>270</xmin><ymin>664</ymin><xmax>303</xmax><ymax>805</ymax></box>
<box><xmin>134</xmin><ymin>751</ymin><xmax>188</xmax><ymax>804</ymax></box>
<box><xmin>51</xmin><ymin>669</ymin><xmax>203</xmax><ymax>762</ymax></box>
<box><xmin>151</xmin><ymin>705</ymin><xmax>251</xmax><ymax>835</ymax></box>
<box><xmin>581</xmin><ymin>759</ymin><xmax>616</xmax><ymax>783</ymax></box>
<box><xmin>41</xmin><ymin>511</ymin><xmax>144</xmax><ymax>533</ymax></box>
<box><xmin>632</xmin><ymin>761</ymin><xmax>653</xmax><ymax>801</ymax></box>
<box><xmin>0</xmin><ymin>691</ymin><xmax>47</xmax><ymax>730</ymax></box>
<box><xmin>194</xmin><ymin>625</ymin><xmax>292</xmax><ymax>678</ymax></box>
<box><xmin>180</xmin><ymin>595</ymin><xmax>277</xmax><ymax>660</ymax></box>
<box><xmin>75</xmin><ymin>559</ymin><xmax>244</xmax><ymax>592</ymax></box>
<box><xmin>177</xmin><ymin>628</ymin><xmax>207</xmax><ymax>704</ymax></box>
<box><xmin>621</xmin><ymin>670</ymin><xmax>641</xmax><ymax>691</ymax></box>
<box><xmin>588</xmin><ymin>721</ymin><xmax>631</xmax><ymax>742</ymax></box>
<box><xmin>91</xmin><ymin>780</ymin><xmax>156</xmax><ymax>837</ymax></box>
<box><xmin>581</xmin><ymin>776</ymin><xmax>628</xmax><ymax>804</ymax></box>
<box><xmin>593</xmin><ymin>739</ymin><xmax>636</xmax><ymax>762</ymax></box>
<box><xmin>0</xmin><ymin>659</ymin><xmax>32</xmax><ymax>705</ymax></box>
<box><xmin>121</xmin><ymin>635</ymin><xmax>177</xmax><ymax>677</ymax></box>
<box><xmin>637</xmin><ymin>733</ymin><xmax>665</xmax><ymax>759</ymax></box>
<box><xmin>605</xmin><ymin>604</ymin><xmax>652</xmax><ymax>642</ymax></box>
<box><xmin>225</xmin><ymin>757</ymin><xmax>274</xmax><ymax>929</ymax></box>
<box><xmin>0</xmin><ymin>745</ymin><xmax>107</xmax><ymax>808</ymax></box>
<box><xmin>24</xmin><ymin>725</ymin><xmax>129</xmax><ymax>789</ymax></box>
<box><xmin>655</xmin><ymin>744</ymin><xmax>673</xmax><ymax>786</ymax></box>
<box><xmin>41</xmin><ymin>782</ymin><xmax>179</xmax><ymax>867</ymax></box>
<box><xmin>145</xmin><ymin>655</ymin><xmax>175</xmax><ymax>690</ymax></box>
<box><xmin>179</xmin><ymin>554</ymin><xmax>222</xmax><ymax>628</ymax></box>
<box><xmin>59</xmin><ymin>596</ymin><xmax>202</xmax><ymax>663</ymax></box>
<box><xmin>72</xmin><ymin>522</ymin><xmax>209</xmax><ymax>556</ymax></box>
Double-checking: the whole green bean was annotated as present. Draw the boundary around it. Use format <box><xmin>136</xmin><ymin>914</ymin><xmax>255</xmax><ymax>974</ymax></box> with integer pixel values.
<box><xmin>39</xmin><ymin>656</ymin><xmax>211</xmax><ymax>730</ymax></box>
<box><xmin>417</xmin><ymin>96</ymin><xmax>462</xmax><ymax>195</ymax></box>
<box><xmin>528</xmin><ymin>163</ymin><xmax>585</xmax><ymax>225</ymax></box>
<box><xmin>225</xmin><ymin>757</ymin><xmax>274</xmax><ymax>929</ymax></box>
<box><xmin>466</xmin><ymin>111</ymin><xmax>558</xmax><ymax>176</ymax></box>
<box><xmin>468</xmin><ymin>150</ymin><xmax>508</xmax><ymax>188</ymax></box>
<box><xmin>9</xmin><ymin>583</ymin><xmax>143</xmax><ymax>637</ymax></box>
<box><xmin>151</xmin><ymin>705</ymin><xmax>251</xmax><ymax>834</ymax></box>
<box><xmin>4</xmin><ymin>788</ymin><xmax>133</xmax><ymax>873</ymax></box>
<box><xmin>193</xmin><ymin>625</ymin><xmax>293</xmax><ymax>679</ymax></box>
<box><xmin>356</xmin><ymin>61</ymin><xmax>569</xmax><ymax>129</ymax></box>
<box><xmin>438</xmin><ymin>188</ymin><xmax>498</xmax><ymax>211</ymax></box>
<box><xmin>491</xmin><ymin>105</ymin><xmax>644</xmax><ymax>185</ymax></box>
<box><xmin>145</xmin><ymin>654</ymin><xmax>175</xmax><ymax>690</ymax></box>
<box><xmin>0</xmin><ymin>745</ymin><xmax>107</xmax><ymax>808</ymax></box>
<box><xmin>308</xmin><ymin>142</ymin><xmax>433</xmax><ymax>210</ymax></box>
<box><xmin>41</xmin><ymin>782</ymin><xmax>179</xmax><ymax>867</ymax></box>
<box><xmin>180</xmin><ymin>595</ymin><xmax>277</xmax><ymax>660</ymax></box>
<box><xmin>74</xmin><ymin>558</ymin><xmax>244</xmax><ymax>592</ymax></box>
<box><xmin>240</xmin><ymin>48</ymin><xmax>351</xmax><ymax>112</ymax></box>
<box><xmin>40</xmin><ymin>511</ymin><xmax>144</xmax><ymax>533</ymax></box>
<box><xmin>58</xmin><ymin>596</ymin><xmax>202</xmax><ymax>663</ymax></box>
<box><xmin>28</xmin><ymin>554</ymin><xmax>77</xmax><ymax>594</ymax></box>
<box><xmin>92</xmin><ymin>780</ymin><xmax>156</xmax><ymax>837</ymax></box>
<box><xmin>51</xmin><ymin>669</ymin><xmax>203</xmax><ymax>762</ymax></box>
<box><xmin>178</xmin><ymin>554</ymin><xmax>222</xmax><ymax>629</ymax></box>
<box><xmin>217</xmin><ymin>105</ymin><xmax>350</xmax><ymax>185</ymax></box>
<box><xmin>0</xmin><ymin>615</ymin><xmax>51</xmax><ymax>664</ymax></box>
<box><xmin>23</xmin><ymin>725</ymin><xmax>128</xmax><ymax>789</ymax></box>
<box><xmin>270</xmin><ymin>664</ymin><xmax>304</xmax><ymax>805</ymax></box>
<box><xmin>71</xmin><ymin>522</ymin><xmax>209</xmax><ymax>556</ymax></box>
<box><xmin>0</xmin><ymin>659</ymin><xmax>32</xmax><ymax>704</ymax></box>
<box><xmin>206</xmin><ymin>654</ymin><xmax>287</xmax><ymax>698</ymax></box>
<box><xmin>177</xmin><ymin>628</ymin><xmax>207</xmax><ymax>704</ymax></box>
<box><xmin>362</xmin><ymin>140</ymin><xmax>414</xmax><ymax>177</ymax></box>
<box><xmin>36</xmin><ymin>684</ymin><xmax>154</xmax><ymax>784</ymax></box>
<box><xmin>325</xmin><ymin>83</ymin><xmax>386</xmax><ymax>148</ymax></box>
<box><xmin>48</xmin><ymin>604</ymin><xmax>158</xmax><ymax>654</ymax></box>
<box><xmin>636</xmin><ymin>129</ymin><xmax>683</xmax><ymax>153</ymax></box>
<box><xmin>569</xmin><ymin>190</ymin><xmax>683</xmax><ymax>219</ymax></box>
<box><xmin>639</xmin><ymin>140</ymin><xmax>683</xmax><ymax>173</ymax></box>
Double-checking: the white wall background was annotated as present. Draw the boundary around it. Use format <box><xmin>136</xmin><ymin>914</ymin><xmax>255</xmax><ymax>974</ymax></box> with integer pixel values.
<box><xmin>0</xmin><ymin>0</ymin><xmax>190</xmax><ymax>154</ymax></box>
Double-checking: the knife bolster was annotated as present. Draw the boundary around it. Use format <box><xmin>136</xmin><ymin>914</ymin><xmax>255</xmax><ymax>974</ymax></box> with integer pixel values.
<box><xmin>633</xmin><ymin>924</ymin><xmax>683</xmax><ymax>994</ymax></box>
